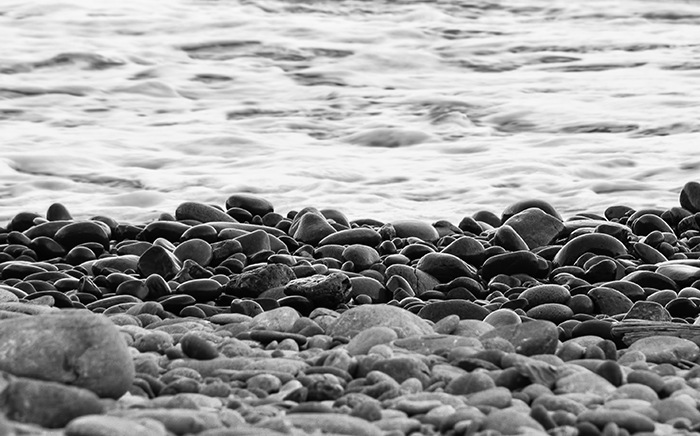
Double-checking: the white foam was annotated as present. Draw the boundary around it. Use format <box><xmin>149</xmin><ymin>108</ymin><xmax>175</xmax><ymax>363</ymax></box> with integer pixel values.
<box><xmin>1</xmin><ymin>0</ymin><xmax>699</xmax><ymax>225</ymax></box>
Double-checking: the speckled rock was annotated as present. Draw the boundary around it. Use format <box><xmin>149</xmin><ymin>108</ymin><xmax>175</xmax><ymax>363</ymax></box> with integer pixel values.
<box><xmin>225</xmin><ymin>263</ymin><xmax>296</xmax><ymax>298</ymax></box>
<box><xmin>284</xmin><ymin>272</ymin><xmax>352</xmax><ymax>309</ymax></box>
<box><xmin>329</xmin><ymin>304</ymin><xmax>433</xmax><ymax>339</ymax></box>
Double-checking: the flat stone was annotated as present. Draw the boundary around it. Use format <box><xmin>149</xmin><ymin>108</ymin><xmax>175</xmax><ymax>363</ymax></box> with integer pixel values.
<box><xmin>555</xmin><ymin>368</ymin><xmax>617</xmax><ymax>396</ymax></box>
<box><xmin>249</xmin><ymin>306</ymin><xmax>300</xmax><ymax>332</ymax></box>
<box><xmin>346</xmin><ymin>326</ymin><xmax>398</xmax><ymax>356</ymax></box>
<box><xmin>65</xmin><ymin>415</ymin><xmax>168</xmax><ymax>436</ymax></box>
<box><xmin>418</xmin><ymin>300</ymin><xmax>489</xmax><ymax>323</ymax></box>
<box><xmin>175</xmin><ymin>201</ymin><xmax>235</xmax><ymax>223</ymax></box>
<box><xmin>628</xmin><ymin>335</ymin><xmax>700</xmax><ymax>364</ymax></box>
<box><xmin>577</xmin><ymin>409</ymin><xmax>656</xmax><ymax>433</ymax></box>
<box><xmin>0</xmin><ymin>375</ymin><xmax>104</xmax><ymax>429</ymax></box>
<box><xmin>479</xmin><ymin>320</ymin><xmax>559</xmax><ymax>356</ymax></box>
<box><xmin>0</xmin><ymin>311</ymin><xmax>134</xmax><ymax>399</ymax></box>
<box><xmin>656</xmin><ymin>264</ymin><xmax>700</xmax><ymax>288</ymax></box>
<box><xmin>481</xmin><ymin>251</ymin><xmax>550</xmax><ymax>282</ymax></box>
<box><xmin>415</xmin><ymin>252</ymin><xmax>478</xmax><ymax>283</ymax></box>
<box><xmin>372</xmin><ymin>356</ymin><xmax>430</xmax><ymax>388</ymax></box>
<box><xmin>329</xmin><ymin>305</ymin><xmax>434</xmax><ymax>339</ymax></box>
<box><xmin>587</xmin><ymin>287</ymin><xmax>633</xmax><ymax>316</ymax></box>
<box><xmin>519</xmin><ymin>284</ymin><xmax>571</xmax><ymax>308</ymax></box>
<box><xmin>319</xmin><ymin>228</ymin><xmax>382</xmax><ymax>247</ymax></box>
<box><xmin>263</xmin><ymin>413</ymin><xmax>382</xmax><ymax>436</ymax></box>
<box><xmin>393</xmin><ymin>334</ymin><xmax>482</xmax><ymax>355</ymax></box>
<box><xmin>481</xmin><ymin>409</ymin><xmax>545</xmax><ymax>434</ymax></box>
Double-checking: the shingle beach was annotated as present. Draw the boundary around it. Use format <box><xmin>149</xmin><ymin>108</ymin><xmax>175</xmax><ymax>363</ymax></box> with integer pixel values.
<box><xmin>2</xmin><ymin>182</ymin><xmax>700</xmax><ymax>435</ymax></box>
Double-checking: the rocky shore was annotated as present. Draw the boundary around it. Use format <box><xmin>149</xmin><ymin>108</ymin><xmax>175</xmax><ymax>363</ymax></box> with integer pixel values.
<box><xmin>1</xmin><ymin>182</ymin><xmax>700</xmax><ymax>435</ymax></box>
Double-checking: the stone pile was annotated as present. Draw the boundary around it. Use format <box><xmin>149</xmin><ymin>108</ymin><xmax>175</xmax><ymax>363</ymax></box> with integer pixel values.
<box><xmin>0</xmin><ymin>184</ymin><xmax>700</xmax><ymax>435</ymax></box>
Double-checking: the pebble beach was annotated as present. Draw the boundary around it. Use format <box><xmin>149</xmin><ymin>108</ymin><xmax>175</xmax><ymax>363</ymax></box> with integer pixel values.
<box><xmin>1</xmin><ymin>182</ymin><xmax>700</xmax><ymax>435</ymax></box>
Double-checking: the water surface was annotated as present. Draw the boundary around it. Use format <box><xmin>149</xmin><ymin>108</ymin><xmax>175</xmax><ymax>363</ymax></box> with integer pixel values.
<box><xmin>1</xmin><ymin>0</ymin><xmax>699</xmax><ymax>224</ymax></box>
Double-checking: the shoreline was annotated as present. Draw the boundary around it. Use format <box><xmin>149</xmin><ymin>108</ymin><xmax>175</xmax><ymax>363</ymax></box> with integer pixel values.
<box><xmin>0</xmin><ymin>182</ymin><xmax>699</xmax><ymax>434</ymax></box>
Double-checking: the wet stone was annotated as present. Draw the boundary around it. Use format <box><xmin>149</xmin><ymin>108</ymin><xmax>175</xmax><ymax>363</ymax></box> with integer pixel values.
<box><xmin>680</xmin><ymin>181</ymin><xmax>700</xmax><ymax>213</ymax></box>
<box><xmin>503</xmin><ymin>207</ymin><xmax>564</xmax><ymax>249</ymax></box>
<box><xmin>175</xmin><ymin>201</ymin><xmax>235</xmax><ymax>223</ymax></box>
<box><xmin>137</xmin><ymin>245</ymin><xmax>181</xmax><ymax>281</ymax></box>
<box><xmin>415</xmin><ymin>252</ymin><xmax>478</xmax><ymax>283</ymax></box>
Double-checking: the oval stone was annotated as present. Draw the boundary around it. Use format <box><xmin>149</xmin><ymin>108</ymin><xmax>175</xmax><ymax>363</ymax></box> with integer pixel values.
<box><xmin>553</xmin><ymin>233</ymin><xmax>628</xmax><ymax>266</ymax></box>
<box><xmin>0</xmin><ymin>311</ymin><xmax>134</xmax><ymax>399</ymax></box>
<box><xmin>54</xmin><ymin>221</ymin><xmax>110</xmax><ymax>251</ymax></box>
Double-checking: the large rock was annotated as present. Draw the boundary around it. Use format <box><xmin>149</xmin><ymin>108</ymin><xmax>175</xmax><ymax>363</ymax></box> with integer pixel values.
<box><xmin>680</xmin><ymin>181</ymin><xmax>700</xmax><ymax>213</ymax></box>
<box><xmin>504</xmin><ymin>207</ymin><xmax>564</xmax><ymax>249</ymax></box>
<box><xmin>328</xmin><ymin>305</ymin><xmax>434</xmax><ymax>339</ymax></box>
<box><xmin>0</xmin><ymin>311</ymin><xmax>134</xmax><ymax>399</ymax></box>
<box><xmin>553</xmin><ymin>233</ymin><xmax>628</xmax><ymax>266</ymax></box>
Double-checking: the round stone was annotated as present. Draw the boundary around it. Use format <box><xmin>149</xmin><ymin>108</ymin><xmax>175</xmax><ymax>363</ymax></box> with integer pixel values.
<box><xmin>54</xmin><ymin>221</ymin><xmax>110</xmax><ymax>251</ymax></box>
<box><xmin>520</xmin><ymin>284</ymin><xmax>571</xmax><ymax>308</ymax></box>
<box><xmin>225</xmin><ymin>194</ymin><xmax>274</xmax><ymax>217</ymax></box>
<box><xmin>680</xmin><ymin>181</ymin><xmax>700</xmax><ymax>213</ymax></box>
<box><xmin>553</xmin><ymin>233</ymin><xmax>628</xmax><ymax>266</ymax></box>
<box><xmin>175</xmin><ymin>201</ymin><xmax>235</xmax><ymax>223</ymax></box>
<box><xmin>173</xmin><ymin>238</ymin><xmax>213</xmax><ymax>267</ymax></box>
<box><xmin>329</xmin><ymin>304</ymin><xmax>433</xmax><ymax>339</ymax></box>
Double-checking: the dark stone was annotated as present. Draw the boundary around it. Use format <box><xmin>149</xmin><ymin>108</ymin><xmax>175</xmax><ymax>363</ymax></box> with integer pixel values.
<box><xmin>481</xmin><ymin>251</ymin><xmax>550</xmax><ymax>282</ymax></box>
<box><xmin>137</xmin><ymin>221</ymin><xmax>191</xmax><ymax>243</ymax></box>
<box><xmin>415</xmin><ymin>252</ymin><xmax>478</xmax><ymax>283</ymax></box>
<box><xmin>179</xmin><ymin>333</ymin><xmax>219</xmax><ymax>360</ymax></box>
<box><xmin>319</xmin><ymin>228</ymin><xmax>382</xmax><ymax>247</ymax></box>
<box><xmin>417</xmin><ymin>300</ymin><xmax>489</xmax><ymax>322</ymax></box>
<box><xmin>292</xmin><ymin>211</ymin><xmax>336</xmax><ymax>245</ymax></box>
<box><xmin>503</xmin><ymin>208</ymin><xmax>564</xmax><ymax>250</ymax></box>
<box><xmin>631</xmin><ymin>214</ymin><xmax>674</xmax><ymax>236</ymax></box>
<box><xmin>137</xmin><ymin>245</ymin><xmax>181</xmax><ymax>281</ymax></box>
<box><xmin>175</xmin><ymin>278</ymin><xmax>223</xmax><ymax>302</ymax></box>
<box><xmin>225</xmin><ymin>263</ymin><xmax>296</xmax><ymax>298</ymax></box>
<box><xmin>665</xmin><ymin>297</ymin><xmax>698</xmax><ymax>319</ymax></box>
<box><xmin>390</xmin><ymin>220</ymin><xmax>439</xmax><ymax>243</ymax></box>
<box><xmin>587</xmin><ymin>287</ymin><xmax>633</xmax><ymax>316</ymax></box>
<box><xmin>493</xmin><ymin>225</ymin><xmax>529</xmax><ymax>251</ymax></box>
<box><xmin>519</xmin><ymin>284</ymin><xmax>571</xmax><ymax>308</ymax></box>
<box><xmin>680</xmin><ymin>181</ymin><xmax>700</xmax><ymax>213</ymax></box>
<box><xmin>225</xmin><ymin>194</ymin><xmax>274</xmax><ymax>217</ymax></box>
<box><xmin>501</xmin><ymin>199</ymin><xmax>562</xmax><ymax>224</ymax></box>
<box><xmin>622</xmin><ymin>270</ymin><xmax>679</xmax><ymax>292</ymax></box>
<box><xmin>54</xmin><ymin>221</ymin><xmax>110</xmax><ymax>251</ymax></box>
<box><xmin>571</xmin><ymin>320</ymin><xmax>614</xmax><ymax>340</ymax></box>
<box><xmin>441</xmin><ymin>236</ymin><xmax>485</xmax><ymax>267</ymax></box>
<box><xmin>284</xmin><ymin>272</ymin><xmax>352</xmax><ymax>309</ymax></box>
<box><xmin>526</xmin><ymin>303</ymin><xmax>573</xmax><ymax>324</ymax></box>
<box><xmin>553</xmin><ymin>233</ymin><xmax>628</xmax><ymax>266</ymax></box>
<box><xmin>175</xmin><ymin>201</ymin><xmax>235</xmax><ymax>223</ymax></box>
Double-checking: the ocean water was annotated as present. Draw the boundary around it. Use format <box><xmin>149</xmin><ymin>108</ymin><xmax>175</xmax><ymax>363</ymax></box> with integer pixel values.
<box><xmin>1</xmin><ymin>0</ymin><xmax>699</xmax><ymax>226</ymax></box>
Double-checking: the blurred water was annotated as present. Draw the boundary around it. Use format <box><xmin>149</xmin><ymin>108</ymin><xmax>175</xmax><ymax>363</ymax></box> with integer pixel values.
<box><xmin>1</xmin><ymin>0</ymin><xmax>699</xmax><ymax>225</ymax></box>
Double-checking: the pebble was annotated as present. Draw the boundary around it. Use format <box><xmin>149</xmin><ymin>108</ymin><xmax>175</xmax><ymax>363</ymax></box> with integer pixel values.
<box><xmin>4</xmin><ymin>184</ymin><xmax>700</xmax><ymax>435</ymax></box>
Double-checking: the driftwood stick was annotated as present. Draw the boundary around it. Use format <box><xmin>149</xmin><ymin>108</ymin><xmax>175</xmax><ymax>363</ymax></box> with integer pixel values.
<box><xmin>611</xmin><ymin>321</ymin><xmax>700</xmax><ymax>346</ymax></box>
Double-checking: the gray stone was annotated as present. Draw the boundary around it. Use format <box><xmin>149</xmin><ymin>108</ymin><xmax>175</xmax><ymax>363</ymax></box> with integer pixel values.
<box><xmin>0</xmin><ymin>311</ymin><xmax>134</xmax><ymax>399</ymax></box>
<box><xmin>329</xmin><ymin>305</ymin><xmax>433</xmax><ymax>339</ymax></box>
<box><xmin>285</xmin><ymin>272</ymin><xmax>352</xmax><ymax>309</ymax></box>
